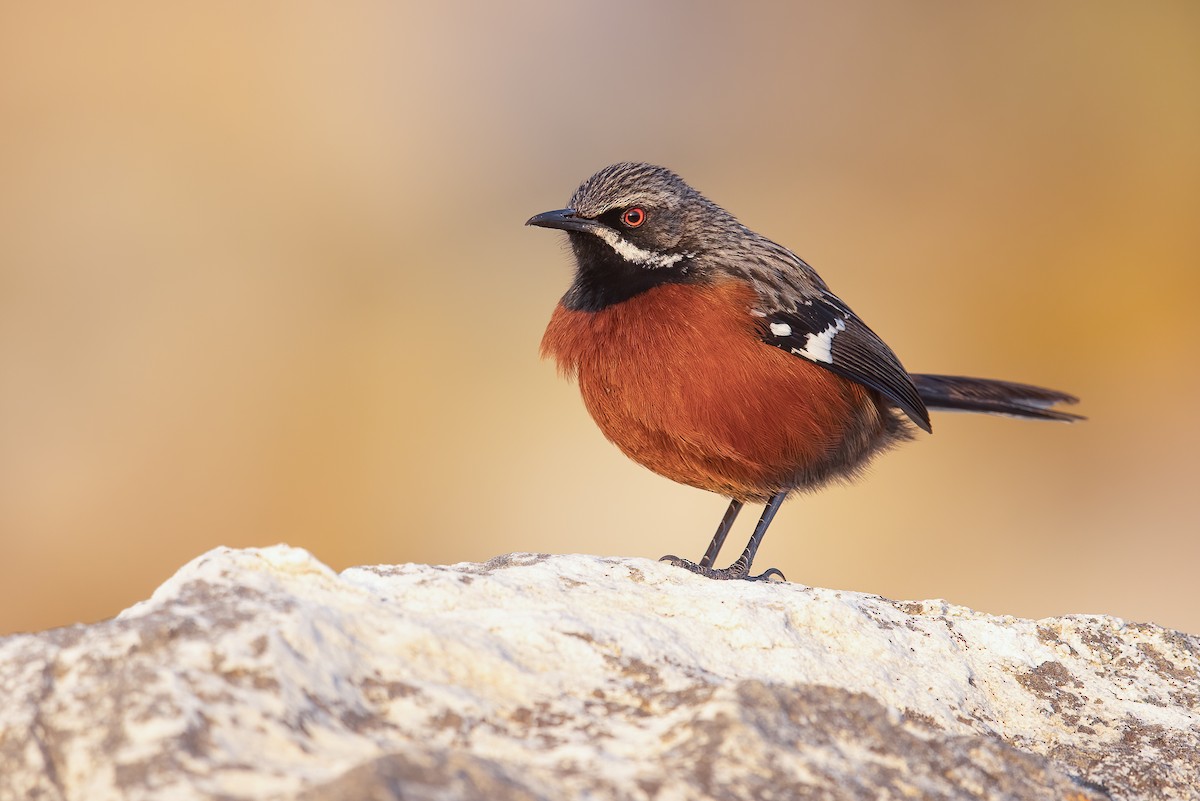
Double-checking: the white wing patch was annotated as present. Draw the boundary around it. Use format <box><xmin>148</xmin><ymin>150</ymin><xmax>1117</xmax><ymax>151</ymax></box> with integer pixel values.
<box><xmin>768</xmin><ymin>322</ymin><xmax>792</xmax><ymax>337</ymax></box>
<box><xmin>591</xmin><ymin>227</ymin><xmax>692</xmax><ymax>269</ymax></box>
<box><xmin>790</xmin><ymin>317</ymin><xmax>847</xmax><ymax>364</ymax></box>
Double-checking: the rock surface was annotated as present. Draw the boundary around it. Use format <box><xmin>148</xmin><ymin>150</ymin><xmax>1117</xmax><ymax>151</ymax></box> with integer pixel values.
<box><xmin>0</xmin><ymin>547</ymin><xmax>1197</xmax><ymax>801</ymax></box>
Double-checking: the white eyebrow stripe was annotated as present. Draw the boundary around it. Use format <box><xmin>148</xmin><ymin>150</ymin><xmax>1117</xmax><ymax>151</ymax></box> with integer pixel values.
<box><xmin>591</xmin><ymin>227</ymin><xmax>691</xmax><ymax>269</ymax></box>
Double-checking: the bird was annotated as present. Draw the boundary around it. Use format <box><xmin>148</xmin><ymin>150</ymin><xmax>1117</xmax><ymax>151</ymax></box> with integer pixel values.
<box><xmin>527</xmin><ymin>163</ymin><xmax>1082</xmax><ymax>582</ymax></box>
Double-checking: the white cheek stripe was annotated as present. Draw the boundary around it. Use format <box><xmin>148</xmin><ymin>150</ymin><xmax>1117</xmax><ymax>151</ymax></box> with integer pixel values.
<box><xmin>790</xmin><ymin>317</ymin><xmax>846</xmax><ymax>364</ymax></box>
<box><xmin>592</xmin><ymin>227</ymin><xmax>692</xmax><ymax>269</ymax></box>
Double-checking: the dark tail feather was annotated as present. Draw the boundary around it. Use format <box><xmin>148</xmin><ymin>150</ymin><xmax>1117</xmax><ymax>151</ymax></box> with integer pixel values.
<box><xmin>912</xmin><ymin>374</ymin><xmax>1085</xmax><ymax>422</ymax></box>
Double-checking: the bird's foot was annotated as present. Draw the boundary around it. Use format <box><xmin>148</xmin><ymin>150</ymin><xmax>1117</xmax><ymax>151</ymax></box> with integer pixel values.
<box><xmin>659</xmin><ymin>555</ymin><xmax>785</xmax><ymax>582</ymax></box>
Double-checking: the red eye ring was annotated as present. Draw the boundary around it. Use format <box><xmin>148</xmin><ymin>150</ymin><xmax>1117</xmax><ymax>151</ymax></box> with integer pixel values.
<box><xmin>621</xmin><ymin>207</ymin><xmax>646</xmax><ymax>228</ymax></box>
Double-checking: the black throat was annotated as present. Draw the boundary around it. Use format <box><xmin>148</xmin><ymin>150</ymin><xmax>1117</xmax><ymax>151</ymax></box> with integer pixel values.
<box><xmin>561</xmin><ymin>233</ymin><xmax>697</xmax><ymax>312</ymax></box>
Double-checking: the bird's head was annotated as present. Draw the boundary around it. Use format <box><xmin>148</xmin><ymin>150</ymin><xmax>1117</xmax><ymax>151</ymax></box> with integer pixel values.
<box><xmin>527</xmin><ymin>163</ymin><xmax>741</xmax><ymax>311</ymax></box>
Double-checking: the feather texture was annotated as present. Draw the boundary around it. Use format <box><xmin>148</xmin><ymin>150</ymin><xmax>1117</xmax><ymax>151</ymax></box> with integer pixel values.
<box><xmin>912</xmin><ymin>374</ymin><xmax>1084</xmax><ymax>422</ymax></box>
<box><xmin>541</xmin><ymin>281</ymin><xmax>913</xmax><ymax>503</ymax></box>
<box><xmin>759</xmin><ymin>296</ymin><xmax>932</xmax><ymax>433</ymax></box>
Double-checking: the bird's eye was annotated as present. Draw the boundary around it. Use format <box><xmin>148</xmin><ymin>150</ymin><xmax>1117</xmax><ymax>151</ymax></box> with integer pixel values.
<box><xmin>621</xmin><ymin>207</ymin><xmax>646</xmax><ymax>228</ymax></box>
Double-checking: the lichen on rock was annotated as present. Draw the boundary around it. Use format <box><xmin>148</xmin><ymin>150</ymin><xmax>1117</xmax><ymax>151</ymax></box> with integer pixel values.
<box><xmin>0</xmin><ymin>546</ymin><xmax>1196</xmax><ymax>800</ymax></box>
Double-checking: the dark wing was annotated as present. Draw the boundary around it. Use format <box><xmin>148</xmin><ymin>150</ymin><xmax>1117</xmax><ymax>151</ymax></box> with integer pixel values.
<box><xmin>760</xmin><ymin>295</ymin><xmax>932</xmax><ymax>432</ymax></box>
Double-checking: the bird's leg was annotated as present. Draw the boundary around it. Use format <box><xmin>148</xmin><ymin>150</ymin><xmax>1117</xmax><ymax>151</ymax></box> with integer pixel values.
<box><xmin>659</xmin><ymin>498</ymin><xmax>741</xmax><ymax>571</ymax></box>
<box><xmin>721</xmin><ymin>492</ymin><xmax>786</xmax><ymax>580</ymax></box>
<box><xmin>699</xmin><ymin>498</ymin><xmax>743</xmax><ymax>568</ymax></box>
<box><xmin>660</xmin><ymin>492</ymin><xmax>787</xmax><ymax>582</ymax></box>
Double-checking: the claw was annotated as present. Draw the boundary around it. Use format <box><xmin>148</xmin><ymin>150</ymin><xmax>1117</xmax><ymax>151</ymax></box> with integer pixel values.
<box><xmin>660</xmin><ymin>555</ymin><xmax>785</xmax><ymax>582</ymax></box>
<box><xmin>659</xmin><ymin>492</ymin><xmax>788</xmax><ymax>583</ymax></box>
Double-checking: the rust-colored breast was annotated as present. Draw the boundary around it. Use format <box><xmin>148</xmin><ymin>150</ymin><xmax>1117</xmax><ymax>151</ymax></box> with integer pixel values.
<box><xmin>541</xmin><ymin>281</ymin><xmax>891</xmax><ymax>502</ymax></box>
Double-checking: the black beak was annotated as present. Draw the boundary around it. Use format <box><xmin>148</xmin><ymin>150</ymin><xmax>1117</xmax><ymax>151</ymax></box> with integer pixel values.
<box><xmin>525</xmin><ymin>208</ymin><xmax>599</xmax><ymax>234</ymax></box>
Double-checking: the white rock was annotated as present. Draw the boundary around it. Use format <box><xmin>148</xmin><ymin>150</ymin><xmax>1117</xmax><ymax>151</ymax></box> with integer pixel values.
<box><xmin>0</xmin><ymin>546</ymin><xmax>1197</xmax><ymax>800</ymax></box>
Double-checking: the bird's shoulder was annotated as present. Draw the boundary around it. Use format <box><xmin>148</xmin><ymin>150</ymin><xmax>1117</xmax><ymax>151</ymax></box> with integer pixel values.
<box><xmin>704</xmin><ymin>242</ymin><xmax>932</xmax><ymax>432</ymax></box>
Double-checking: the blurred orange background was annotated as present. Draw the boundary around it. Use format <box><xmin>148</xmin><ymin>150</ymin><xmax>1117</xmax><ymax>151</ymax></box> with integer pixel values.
<box><xmin>1</xmin><ymin>3</ymin><xmax>1197</xmax><ymax>636</ymax></box>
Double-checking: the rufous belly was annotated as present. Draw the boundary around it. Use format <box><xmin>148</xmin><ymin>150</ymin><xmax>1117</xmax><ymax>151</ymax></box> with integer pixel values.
<box><xmin>541</xmin><ymin>281</ymin><xmax>890</xmax><ymax>502</ymax></box>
